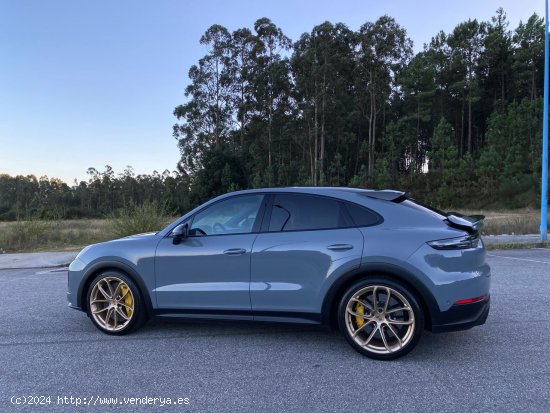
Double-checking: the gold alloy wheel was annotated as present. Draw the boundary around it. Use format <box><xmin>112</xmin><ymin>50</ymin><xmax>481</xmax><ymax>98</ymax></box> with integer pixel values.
<box><xmin>89</xmin><ymin>276</ymin><xmax>134</xmax><ymax>332</ymax></box>
<box><xmin>345</xmin><ymin>286</ymin><xmax>415</xmax><ymax>355</ymax></box>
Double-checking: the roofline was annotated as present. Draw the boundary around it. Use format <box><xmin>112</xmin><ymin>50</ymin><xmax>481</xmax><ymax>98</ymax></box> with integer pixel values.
<box><xmin>223</xmin><ymin>186</ymin><xmax>406</xmax><ymax>201</ymax></box>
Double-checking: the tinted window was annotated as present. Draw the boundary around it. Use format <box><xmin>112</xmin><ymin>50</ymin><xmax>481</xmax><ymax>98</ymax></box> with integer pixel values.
<box><xmin>400</xmin><ymin>198</ymin><xmax>446</xmax><ymax>219</ymax></box>
<box><xmin>268</xmin><ymin>194</ymin><xmax>350</xmax><ymax>231</ymax></box>
<box><xmin>345</xmin><ymin>202</ymin><xmax>381</xmax><ymax>227</ymax></box>
<box><xmin>191</xmin><ymin>195</ymin><xmax>263</xmax><ymax>236</ymax></box>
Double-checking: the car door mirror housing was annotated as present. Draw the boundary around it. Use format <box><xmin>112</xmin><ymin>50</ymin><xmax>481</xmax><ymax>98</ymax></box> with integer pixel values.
<box><xmin>172</xmin><ymin>223</ymin><xmax>189</xmax><ymax>244</ymax></box>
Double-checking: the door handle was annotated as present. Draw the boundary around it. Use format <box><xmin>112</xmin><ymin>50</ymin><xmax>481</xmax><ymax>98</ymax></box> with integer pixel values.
<box><xmin>223</xmin><ymin>248</ymin><xmax>247</xmax><ymax>255</ymax></box>
<box><xmin>327</xmin><ymin>244</ymin><xmax>354</xmax><ymax>251</ymax></box>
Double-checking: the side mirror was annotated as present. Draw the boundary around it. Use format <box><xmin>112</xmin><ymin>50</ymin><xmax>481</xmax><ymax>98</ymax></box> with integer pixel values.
<box><xmin>172</xmin><ymin>223</ymin><xmax>189</xmax><ymax>245</ymax></box>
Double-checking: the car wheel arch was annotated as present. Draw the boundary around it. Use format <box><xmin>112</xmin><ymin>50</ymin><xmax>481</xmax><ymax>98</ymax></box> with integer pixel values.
<box><xmin>77</xmin><ymin>261</ymin><xmax>153</xmax><ymax>316</ymax></box>
<box><xmin>321</xmin><ymin>265</ymin><xmax>436</xmax><ymax>331</ymax></box>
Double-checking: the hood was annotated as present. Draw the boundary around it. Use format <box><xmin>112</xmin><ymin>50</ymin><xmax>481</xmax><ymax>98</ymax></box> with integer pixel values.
<box><xmin>119</xmin><ymin>232</ymin><xmax>158</xmax><ymax>240</ymax></box>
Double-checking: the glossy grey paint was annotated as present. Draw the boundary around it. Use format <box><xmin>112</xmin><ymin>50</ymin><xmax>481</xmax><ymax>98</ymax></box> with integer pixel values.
<box><xmin>250</xmin><ymin>227</ymin><xmax>363</xmax><ymax>314</ymax></box>
<box><xmin>67</xmin><ymin>232</ymin><xmax>161</xmax><ymax>310</ymax></box>
<box><xmin>155</xmin><ymin>233</ymin><xmax>257</xmax><ymax>313</ymax></box>
<box><xmin>67</xmin><ymin>186</ymin><xmax>491</xmax><ymax>327</ymax></box>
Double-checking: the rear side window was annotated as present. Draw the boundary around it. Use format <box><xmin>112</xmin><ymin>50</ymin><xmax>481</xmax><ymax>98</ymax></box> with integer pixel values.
<box><xmin>400</xmin><ymin>198</ymin><xmax>446</xmax><ymax>220</ymax></box>
<box><xmin>344</xmin><ymin>202</ymin><xmax>382</xmax><ymax>227</ymax></box>
<box><xmin>268</xmin><ymin>194</ymin><xmax>350</xmax><ymax>232</ymax></box>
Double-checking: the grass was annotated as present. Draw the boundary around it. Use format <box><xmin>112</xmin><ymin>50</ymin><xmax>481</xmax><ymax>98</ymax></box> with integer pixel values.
<box><xmin>457</xmin><ymin>208</ymin><xmax>549</xmax><ymax>235</ymax></box>
<box><xmin>0</xmin><ymin>202</ymin><xmax>175</xmax><ymax>253</ymax></box>
<box><xmin>485</xmin><ymin>242</ymin><xmax>550</xmax><ymax>250</ymax></box>
<box><xmin>0</xmin><ymin>219</ymin><xmax>113</xmax><ymax>253</ymax></box>
<box><xmin>0</xmin><ymin>207</ymin><xmax>548</xmax><ymax>253</ymax></box>
<box><xmin>108</xmin><ymin>201</ymin><xmax>174</xmax><ymax>238</ymax></box>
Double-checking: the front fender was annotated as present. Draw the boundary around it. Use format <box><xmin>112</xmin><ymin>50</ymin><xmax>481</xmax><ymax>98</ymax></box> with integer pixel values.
<box><xmin>76</xmin><ymin>257</ymin><xmax>156</xmax><ymax>314</ymax></box>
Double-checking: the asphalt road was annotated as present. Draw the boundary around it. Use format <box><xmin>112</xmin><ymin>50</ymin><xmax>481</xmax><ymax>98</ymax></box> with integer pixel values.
<box><xmin>1</xmin><ymin>249</ymin><xmax>549</xmax><ymax>413</ymax></box>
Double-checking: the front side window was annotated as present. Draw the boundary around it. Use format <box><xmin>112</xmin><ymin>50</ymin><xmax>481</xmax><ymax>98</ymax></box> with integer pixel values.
<box><xmin>268</xmin><ymin>194</ymin><xmax>350</xmax><ymax>232</ymax></box>
<box><xmin>190</xmin><ymin>195</ymin><xmax>264</xmax><ymax>236</ymax></box>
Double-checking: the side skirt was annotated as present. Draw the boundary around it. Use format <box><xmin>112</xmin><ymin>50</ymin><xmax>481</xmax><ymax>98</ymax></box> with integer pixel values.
<box><xmin>153</xmin><ymin>309</ymin><xmax>321</xmax><ymax>325</ymax></box>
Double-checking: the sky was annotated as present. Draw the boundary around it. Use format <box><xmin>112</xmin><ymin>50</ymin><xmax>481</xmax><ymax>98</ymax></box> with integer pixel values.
<box><xmin>0</xmin><ymin>0</ymin><xmax>545</xmax><ymax>184</ymax></box>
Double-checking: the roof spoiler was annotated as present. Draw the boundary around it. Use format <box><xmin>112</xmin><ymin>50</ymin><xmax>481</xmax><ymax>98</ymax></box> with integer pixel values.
<box><xmin>446</xmin><ymin>213</ymin><xmax>485</xmax><ymax>233</ymax></box>
<box><xmin>363</xmin><ymin>190</ymin><xmax>407</xmax><ymax>202</ymax></box>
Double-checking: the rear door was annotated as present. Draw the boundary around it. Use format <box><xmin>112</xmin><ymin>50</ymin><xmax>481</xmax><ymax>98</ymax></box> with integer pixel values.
<box><xmin>250</xmin><ymin>194</ymin><xmax>364</xmax><ymax>319</ymax></box>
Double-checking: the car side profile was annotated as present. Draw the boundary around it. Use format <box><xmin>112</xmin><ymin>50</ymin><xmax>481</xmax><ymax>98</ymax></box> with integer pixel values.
<box><xmin>67</xmin><ymin>187</ymin><xmax>490</xmax><ymax>360</ymax></box>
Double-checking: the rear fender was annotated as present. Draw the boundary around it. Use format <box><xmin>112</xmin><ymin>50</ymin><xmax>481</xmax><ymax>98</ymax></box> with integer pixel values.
<box><xmin>321</xmin><ymin>262</ymin><xmax>438</xmax><ymax>329</ymax></box>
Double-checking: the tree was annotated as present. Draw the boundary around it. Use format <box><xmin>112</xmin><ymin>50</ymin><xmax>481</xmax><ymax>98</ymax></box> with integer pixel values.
<box><xmin>447</xmin><ymin>19</ymin><xmax>487</xmax><ymax>153</ymax></box>
<box><xmin>513</xmin><ymin>14</ymin><xmax>545</xmax><ymax>101</ymax></box>
<box><xmin>292</xmin><ymin>21</ymin><xmax>356</xmax><ymax>185</ymax></box>
<box><xmin>228</xmin><ymin>28</ymin><xmax>258</xmax><ymax>152</ymax></box>
<box><xmin>249</xmin><ymin>18</ymin><xmax>292</xmax><ymax>185</ymax></box>
<box><xmin>355</xmin><ymin>15</ymin><xmax>412</xmax><ymax>180</ymax></box>
<box><xmin>480</xmin><ymin>8</ymin><xmax>513</xmax><ymax>103</ymax></box>
<box><xmin>173</xmin><ymin>25</ymin><xmax>234</xmax><ymax>173</ymax></box>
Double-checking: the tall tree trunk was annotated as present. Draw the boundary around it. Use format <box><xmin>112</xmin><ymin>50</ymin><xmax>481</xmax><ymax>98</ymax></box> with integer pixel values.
<box><xmin>371</xmin><ymin>97</ymin><xmax>376</xmax><ymax>179</ymax></box>
<box><xmin>468</xmin><ymin>94</ymin><xmax>472</xmax><ymax>153</ymax></box>
<box><xmin>460</xmin><ymin>92</ymin><xmax>465</xmax><ymax>155</ymax></box>
<box><xmin>501</xmin><ymin>72</ymin><xmax>505</xmax><ymax>101</ymax></box>
<box><xmin>268</xmin><ymin>92</ymin><xmax>272</xmax><ymax>176</ymax></box>
<box><xmin>240</xmin><ymin>81</ymin><xmax>245</xmax><ymax>152</ymax></box>
<box><xmin>531</xmin><ymin>65</ymin><xmax>536</xmax><ymax>101</ymax></box>
<box><xmin>368</xmin><ymin>71</ymin><xmax>375</xmax><ymax>180</ymax></box>
<box><xmin>314</xmin><ymin>81</ymin><xmax>319</xmax><ymax>186</ymax></box>
<box><xmin>308</xmin><ymin>122</ymin><xmax>314</xmax><ymax>184</ymax></box>
<box><xmin>320</xmin><ymin>62</ymin><xmax>326</xmax><ymax>186</ymax></box>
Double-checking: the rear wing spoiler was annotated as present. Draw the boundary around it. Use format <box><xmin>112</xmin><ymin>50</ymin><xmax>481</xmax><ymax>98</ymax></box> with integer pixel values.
<box><xmin>363</xmin><ymin>190</ymin><xmax>407</xmax><ymax>201</ymax></box>
<box><xmin>361</xmin><ymin>190</ymin><xmax>484</xmax><ymax>232</ymax></box>
<box><xmin>446</xmin><ymin>213</ymin><xmax>485</xmax><ymax>232</ymax></box>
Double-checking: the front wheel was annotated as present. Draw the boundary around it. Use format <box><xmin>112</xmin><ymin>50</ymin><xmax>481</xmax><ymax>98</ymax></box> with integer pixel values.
<box><xmin>86</xmin><ymin>271</ymin><xmax>146</xmax><ymax>335</ymax></box>
<box><xmin>338</xmin><ymin>278</ymin><xmax>424</xmax><ymax>360</ymax></box>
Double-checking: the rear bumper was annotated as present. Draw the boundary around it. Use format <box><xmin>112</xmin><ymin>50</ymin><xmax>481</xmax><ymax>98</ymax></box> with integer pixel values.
<box><xmin>430</xmin><ymin>295</ymin><xmax>490</xmax><ymax>333</ymax></box>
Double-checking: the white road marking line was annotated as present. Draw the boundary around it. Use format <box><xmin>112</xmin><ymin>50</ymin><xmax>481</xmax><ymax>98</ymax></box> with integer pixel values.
<box><xmin>487</xmin><ymin>254</ymin><xmax>550</xmax><ymax>264</ymax></box>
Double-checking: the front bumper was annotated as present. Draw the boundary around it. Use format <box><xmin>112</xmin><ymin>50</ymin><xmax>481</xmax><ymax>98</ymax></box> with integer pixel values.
<box><xmin>67</xmin><ymin>258</ymin><xmax>86</xmax><ymax>311</ymax></box>
<box><xmin>430</xmin><ymin>295</ymin><xmax>490</xmax><ymax>333</ymax></box>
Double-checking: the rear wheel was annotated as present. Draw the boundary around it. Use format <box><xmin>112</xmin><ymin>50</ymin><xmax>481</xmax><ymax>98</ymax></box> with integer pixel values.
<box><xmin>338</xmin><ymin>278</ymin><xmax>424</xmax><ymax>360</ymax></box>
<box><xmin>86</xmin><ymin>271</ymin><xmax>146</xmax><ymax>335</ymax></box>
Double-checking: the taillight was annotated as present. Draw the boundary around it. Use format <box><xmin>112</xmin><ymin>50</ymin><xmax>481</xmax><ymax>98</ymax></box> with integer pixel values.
<box><xmin>454</xmin><ymin>295</ymin><xmax>487</xmax><ymax>305</ymax></box>
<box><xmin>427</xmin><ymin>234</ymin><xmax>480</xmax><ymax>250</ymax></box>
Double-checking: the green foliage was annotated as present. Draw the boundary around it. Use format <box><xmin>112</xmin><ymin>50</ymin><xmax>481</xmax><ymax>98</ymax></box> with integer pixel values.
<box><xmin>0</xmin><ymin>167</ymin><xmax>191</xmax><ymax>221</ymax></box>
<box><xmin>429</xmin><ymin>118</ymin><xmax>460</xmax><ymax>205</ymax></box>
<box><xmin>0</xmin><ymin>217</ymin><xmax>53</xmax><ymax>251</ymax></box>
<box><xmin>1</xmin><ymin>10</ymin><xmax>548</xmax><ymax>221</ymax></box>
<box><xmin>170</xmin><ymin>10</ymin><xmax>547</xmax><ymax>211</ymax></box>
<box><xmin>108</xmin><ymin>201</ymin><xmax>174</xmax><ymax>238</ymax></box>
<box><xmin>0</xmin><ymin>219</ymin><xmax>115</xmax><ymax>253</ymax></box>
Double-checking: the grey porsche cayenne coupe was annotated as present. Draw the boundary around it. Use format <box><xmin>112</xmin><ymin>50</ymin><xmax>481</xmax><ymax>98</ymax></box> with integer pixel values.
<box><xmin>67</xmin><ymin>187</ymin><xmax>490</xmax><ymax>360</ymax></box>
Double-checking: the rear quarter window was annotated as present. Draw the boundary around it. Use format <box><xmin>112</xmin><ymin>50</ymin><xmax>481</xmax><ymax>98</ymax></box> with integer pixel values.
<box><xmin>344</xmin><ymin>202</ymin><xmax>382</xmax><ymax>227</ymax></box>
<box><xmin>399</xmin><ymin>199</ymin><xmax>446</xmax><ymax>220</ymax></box>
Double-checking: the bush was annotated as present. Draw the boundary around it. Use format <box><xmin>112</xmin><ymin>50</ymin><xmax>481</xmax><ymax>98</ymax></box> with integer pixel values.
<box><xmin>108</xmin><ymin>201</ymin><xmax>173</xmax><ymax>238</ymax></box>
<box><xmin>0</xmin><ymin>218</ymin><xmax>54</xmax><ymax>251</ymax></box>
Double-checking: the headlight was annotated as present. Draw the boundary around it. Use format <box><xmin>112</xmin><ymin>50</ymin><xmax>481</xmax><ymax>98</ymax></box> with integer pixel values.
<box><xmin>427</xmin><ymin>234</ymin><xmax>480</xmax><ymax>250</ymax></box>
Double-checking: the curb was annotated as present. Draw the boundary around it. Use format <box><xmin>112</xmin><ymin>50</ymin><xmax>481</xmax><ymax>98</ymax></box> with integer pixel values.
<box><xmin>0</xmin><ymin>251</ymin><xmax>78</xmax><ymax>270</ymax></box>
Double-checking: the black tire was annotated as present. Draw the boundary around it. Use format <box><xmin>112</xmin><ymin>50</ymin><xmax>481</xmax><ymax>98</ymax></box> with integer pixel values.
<box><xmin>86</xmin><ymin>270</ymin><xmax>147</xmax><ymax>335</ymax></box>
<box><xmin>338</xmin><ymin>277</ymin><xmax>424</xmax><ymax>360</ymax></box>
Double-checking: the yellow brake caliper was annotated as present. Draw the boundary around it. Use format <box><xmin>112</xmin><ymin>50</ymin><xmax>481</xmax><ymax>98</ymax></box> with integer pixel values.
<box><xmin>121</xmin><ymin>285</ymin><xmax>133</xmax><ymax>318</ymax></box>
<box><xmin>355</xmin><ymin>302</ymin><xmax>365</xmax><ymax>328</ymax></box>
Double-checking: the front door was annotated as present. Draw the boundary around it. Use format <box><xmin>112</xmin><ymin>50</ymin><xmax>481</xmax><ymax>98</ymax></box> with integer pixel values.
<box><xmin>155</xmin><ymin>194</ymin><xmax>266</xmax><ymax>314</ymax></box>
